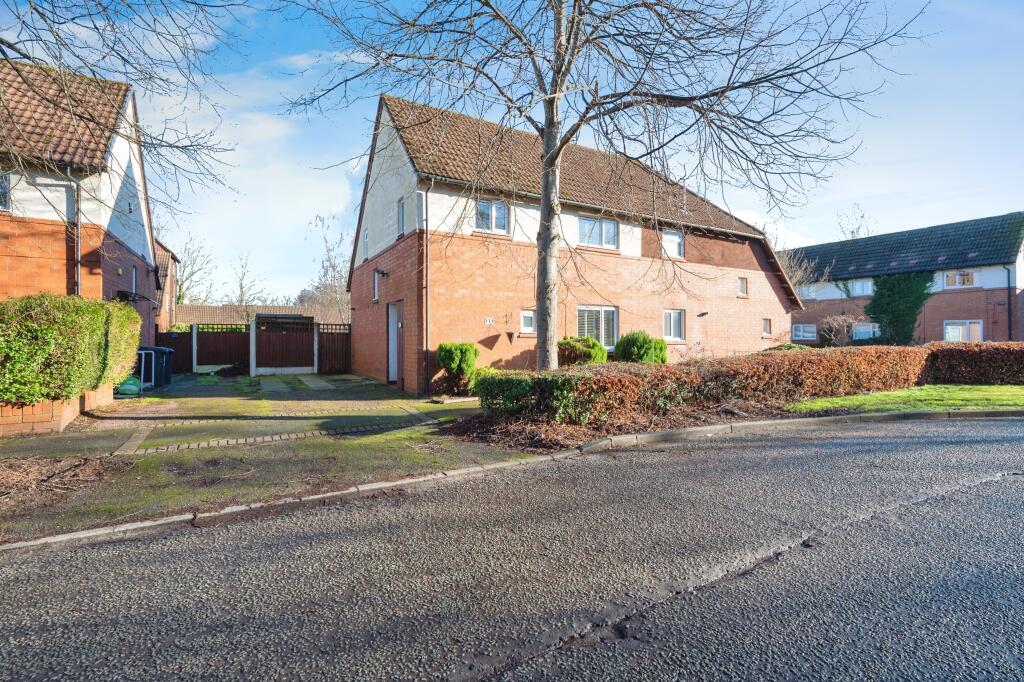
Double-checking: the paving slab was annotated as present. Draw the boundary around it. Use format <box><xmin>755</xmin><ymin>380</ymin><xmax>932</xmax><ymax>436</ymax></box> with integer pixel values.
<box><xmin>296</xmin><ymin>374</ymin><xmax>334</xmax><ymax>390</ymax></box>
<box><xmin>257</xmin><ymin>376</ymin><xmax>290</xmax><ymax>393</ymax></box>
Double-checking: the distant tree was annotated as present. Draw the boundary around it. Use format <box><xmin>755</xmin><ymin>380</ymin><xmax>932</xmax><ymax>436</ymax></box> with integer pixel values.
<box><xmin>864</xmin><ymin>272</ymin><xmax>933</xmax><ymax>344</ymax></box>
<box><xmin>295</xmin><ymin>215</ymin><xmax>352</xmax><ymax>321</ymax></box>
<box><xmin>173</xmin><ymin>233</ymin><xmax>217</xmax><ymax>305</ymax></box>
<box><xmin>292</xmin><ymin>0</ymin><xmax>922</xmax><ymax>371</ymax></box>
<box><xmin>838</xmin><ymin>203</ymin><xmax>876</xmax><ymax>241</ymax></box>
<box><xmin>224</xmin><ymin>253</ymin><xmax>268</xmax><ymax>323</ymax></box>
<box><xmin>764</xmin><ymin>225</ymin><xmax>827</xmax><ymax>291</ymax></box>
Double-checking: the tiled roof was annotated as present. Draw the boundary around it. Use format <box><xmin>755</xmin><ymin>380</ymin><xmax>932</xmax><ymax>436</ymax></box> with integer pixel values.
<box><xmin>0</xmin><ymin>60</ymin><xmax>130</xmax><ymax>171</ymax></box>
<box><xmin>154</xmin><ymin>240</ymin><xmax>177</xmax><ymax>296</ymax></box>
<box><xmin>176</xmin><ymin>304</ymin><xmax>349</xmax><ymax>326</ymax></box>
<box><xmin>786</xmin><ymin>212</ymin><xmax>1024</xmax><ymax>282</ymax></box>
<box><xmin>381</xmin><ymin>96</ymin><xmax>762</xmax><ymax>238</ymax></box>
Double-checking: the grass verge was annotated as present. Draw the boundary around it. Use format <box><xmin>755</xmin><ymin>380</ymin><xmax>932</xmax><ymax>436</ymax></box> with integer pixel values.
<box><xmin>788</xmin><ymin>384</ymin><xmax>1024</xmax><ymax>415</ymax></box>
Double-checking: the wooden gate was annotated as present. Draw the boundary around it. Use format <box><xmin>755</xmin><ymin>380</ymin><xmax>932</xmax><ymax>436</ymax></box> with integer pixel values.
<box><xmin>154</xmin><ymin>331</ymin><xmax>193</xmax><ymax>374</ymax></box>
<box><xmin>256</xmin><ymin>317</ymin><xmax>314</xmax><ymax>369</ymax></box>
<box><xmin>197</xmin><ymin>325</ymin><xmax>249</xmax><ymax>367</ymax></box>
<box><xmin>318</xmin><ymin>323</ymin><xmax>351</xmax><ymax>374</ymax></box>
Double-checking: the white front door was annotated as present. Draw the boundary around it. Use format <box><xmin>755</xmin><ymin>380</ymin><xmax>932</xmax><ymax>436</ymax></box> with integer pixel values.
<box><xmin>387</xmin><ymin>303</ymin><xmax>400</xmax><ymax>383</ymax></box>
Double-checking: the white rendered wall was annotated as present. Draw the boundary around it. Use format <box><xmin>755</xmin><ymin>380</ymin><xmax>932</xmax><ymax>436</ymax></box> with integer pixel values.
<box><xmin>358</xmin><ymin>108</ymin><xmax>419</xmax><ymax>262</ymax></box>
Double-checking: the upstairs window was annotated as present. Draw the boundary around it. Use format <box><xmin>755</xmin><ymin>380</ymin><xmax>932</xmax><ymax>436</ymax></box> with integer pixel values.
<box><xmin>415</xmin><ymin>191</ymin><xmax>426</xmax><ymax>230</ymax></box>
<box><xmin>579</xmin><ymin>216</ymin><xmax>618</xmax><ymax>249</ymax></box>
<box><xmin>738</xmin><ymin>277</ymin><xmax>749</xmax><ymax>297</ymax></box>
<box><xmin>362</xmin><ymin>227</ymin><xmax>369</xmax><ymax>261</ymax></box>
<box><xmin>578</xmin><ymin>305</ymin><xmax>618</xmax><ymax>349</ymax></box>
<box><xmin>797</xmin><ymin>284</ymin><xmax>817</xmax><ymax>300</ymax></box>
<box><xmin>131</xmin><ymin>266</ymin><xmax>137</xmax><ymax>294</ymax></box>
<box><xmin>661</xmin><ymin>229</ymin><xmax>684</xmax><ymax>258</ymax></box>
<box><xmin>0</xmin><ymin>171</ymin><xmax>10</xmax><ymax>212</ymax></box>
<box><xmin>396</xmin><ymin>198</ymin><xmax>405</xmax><ymax>236</ymax></box>
<box><xmin>945</xmin><ymin>271</ymin><xmax>976</xmax><ymax>288</ymax></box>
<box><xmin>849</xmin><ymin>279</ymin><xmax>874</xmax><ymax>297</ymax></box>
<box><xmin>663</xmin><ymin>309</ymin><xmax>684</xmax><ymax>340</ymax></box>
<box><xmin>475</xmin><ymin>199</ymin><xmax>509</xmax><ymax>234</ymax></box>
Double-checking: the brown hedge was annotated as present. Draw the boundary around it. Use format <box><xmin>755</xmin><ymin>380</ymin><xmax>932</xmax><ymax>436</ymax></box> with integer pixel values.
<box><xmin>924</xmin><ymin>342</ymin><xmax>1024</xmax><ymax>385</ymax></box>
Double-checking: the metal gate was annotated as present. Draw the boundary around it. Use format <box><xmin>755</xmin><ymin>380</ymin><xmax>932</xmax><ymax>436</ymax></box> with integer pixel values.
<box><xmin>318</xmin><ymin>323</ymin><xmax>351</xmax><ymax>374</ymax></box>
<box><xmin>256</xmin><ymin>317</ymin><xmax>314</xmax><ymax>369</ymax></box>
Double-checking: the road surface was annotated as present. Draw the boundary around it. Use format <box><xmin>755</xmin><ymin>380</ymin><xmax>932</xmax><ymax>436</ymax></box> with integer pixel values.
<box><xmin>2</xmin><ymin>418</ymin><xmax>1023</xmax><ymax>680</ymax></box>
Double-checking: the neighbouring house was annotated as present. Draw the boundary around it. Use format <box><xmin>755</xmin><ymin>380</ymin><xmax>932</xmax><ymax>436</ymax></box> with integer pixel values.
<box><xmin>154</xmin><ymin>239</ymin><xmax>180</xmax><ymax>333</ymax></box>
<box><xmin>0</xmin><ymin>61</ymin><xmax>159</xmax><ymax>345</ymax></box>
<box><xmin>348</xmin><ymin>96</ymin><xmax>801</xmax><ymax>393</ymax></box>
<box><xmin>174</xmin><ymin>304</ymin><xmax>349</xmax><ymax>327</ymax></box>
<box><xmin>784</xmin><ymin>212</ymin><xmax>1024</xmax><ymax>344</ymax></box>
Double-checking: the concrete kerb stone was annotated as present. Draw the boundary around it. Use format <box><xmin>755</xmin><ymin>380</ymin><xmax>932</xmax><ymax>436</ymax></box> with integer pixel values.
<box><xmin>6</xmin><ymin>407</ymin><xmax>1024</xmax><ymax>554</ymax></box>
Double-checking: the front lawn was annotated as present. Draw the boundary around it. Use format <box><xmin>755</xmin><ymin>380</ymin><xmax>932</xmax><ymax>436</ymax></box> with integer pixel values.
<box><xmin>789</xmin><ymin>384</ymin><xmax>1024</xmax><ymax>415</ymax></box>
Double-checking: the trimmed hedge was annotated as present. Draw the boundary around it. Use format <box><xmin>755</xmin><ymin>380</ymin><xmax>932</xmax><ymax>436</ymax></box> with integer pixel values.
<box><xmin>924</xmin><ymin>342</ymin><xmax>1024</xmax><ymax>384</ymax></box>
<box><xmin>476</xmin><ymin>346</ymin><xmax>932</xmax><ymax>425</ymax></box>
<box><xmin>0</xmin><ymin>294</ymin><xmax>141</xmax><ymax>405</ymax></box>
<box><xmin>436</xmin><ymin>342</ymin><xmax>479</xmax><ymax>394</ymax></box>
<box><xmin>557</xmin><ymin>336</ymin><xmax>607</xmax><ymax>366</ymax></box>
<box><xmin>614</xmin><ymin>331</ymin><xmax>667</xmax><ymax>363</ymax></box>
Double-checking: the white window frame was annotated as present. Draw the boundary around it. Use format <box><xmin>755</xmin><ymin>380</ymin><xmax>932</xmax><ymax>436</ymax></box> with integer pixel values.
<box><xmin>738</xmin><ymin>276</ymin><xmax>749</xmax><ymax>297</ymax></box>
<box><xmin>362</xmin><ymin>226</ymin><xmax>369</xmax><ymax>260</ymax></box>
<box><xmin>849</xmin><ymin>279</ymin><xmax>874</xmax><ymax>297</ymax></box>
<box><xmin>663</xmin><ymin>309</ymin><xmax>684</xmax><ymax>341</ymax></box>
<box><xmin>797</xmin><ymin>284</ymin><xmax>817</xmax><ymax>300</ymax></box>
<box><xmin>131</xmin><ymin>265</ymin><xmax>137</xmax><ymax>294</ymax></box>
<box><xmin>852</xmin><ymin>322</ymin><xmax>881</xmax><ymax>340</ymax></box>
<box><xmin>0</xmin><ymin>171</ymin><xmax>10</xmax><ymax>212</ymax></box>
<box><xmin>661</xmin><ymin>229</ymin><xmax>684</xmax><ymax>259</ymax></box>
<box><xmin>520</xmin><ymin>309</ymin><xmax>536</xmax><ymax>334</ymax></box>
<box><xmin>792</xmin><ymin>323</ymin><xmax>817</xmax><ymax>341</ymax></box>
<box><xmin>396</xmin><ymin>197</ymin><xmax>405</xmax><ymax>236</ymax></box>
<box><xmin>944</xmin><ymin>271</ymin><xmax>977</xmax><ymax>289</ymax></box>
<box><xmin>578</xmin><ymin>216</ymin><xmax>619</xmax><ymax>249</ymax></box>
<box><xmin>475</xmin><ymin>199</ymin><xmax>510</xmax><ymax>234</ymax></box>
<box><xmin>762</xmin><ymin>318</ymin><xmax>772</xmax><ymax>337</ymax></box>
<box><xmin>943</xmin><ymin>319</ymin><xmax>983</xmax><ymax>342</ymax></box>
<box><xmin>372</xmin><ymin>270</ymin><xmax>380</xmax><ymax>303</ymax></box>
<box><xmin>415</xmin><ymin>190</ymin><xmax>426</xmax><ymax>230</ymax></box>
<box><xmin>577</xmin><ymin>305</ymin><xmax>618</xmax><ymax>349</ymax></box>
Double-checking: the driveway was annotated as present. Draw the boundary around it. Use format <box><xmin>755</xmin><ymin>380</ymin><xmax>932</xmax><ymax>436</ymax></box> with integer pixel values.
<box><xmin>2</xmin><ymin>419</ymin><xmax>1023</xmax><ymax>679</ymax></box>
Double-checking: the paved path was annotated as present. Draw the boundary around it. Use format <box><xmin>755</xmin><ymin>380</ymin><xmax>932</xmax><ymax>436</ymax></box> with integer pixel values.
<box><xmin>2</xmin><ymin>419</ymin><xmax>1023</xmax><ymax>680</ymax></box>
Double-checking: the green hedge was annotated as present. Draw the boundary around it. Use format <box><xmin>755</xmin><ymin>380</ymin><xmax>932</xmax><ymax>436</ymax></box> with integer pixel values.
<box><xmin>0</xmin><ymin>294</ymin><xmax>142</xmax><ymax>404</ymax></box>
<box><xmin>557</xmin><ymin>336</ymin><xmax>607</xmax><ymax>366</ymax></box>
<box><xmin>614</xmin><ymin>331</ymin><xmax>667</xmax><ymax>363</ymax></box>
<box><xmin>436</xmin><ymin>342</ymin><xmax>479</xmax><ymax>395</ymax></box>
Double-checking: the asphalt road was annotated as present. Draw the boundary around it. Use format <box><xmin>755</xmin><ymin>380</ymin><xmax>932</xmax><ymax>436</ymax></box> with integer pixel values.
<box><xmin>2</xmin><ymin>418</ymin><xmax>1023</xmax><ymax>680</ymax></box>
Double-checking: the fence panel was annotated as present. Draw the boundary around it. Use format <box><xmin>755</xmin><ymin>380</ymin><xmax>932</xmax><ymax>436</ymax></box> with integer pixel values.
<box><xmin>154</xmin><ymin>331</ymin><xmax>193</xmax><ymax>374</ymax></box>
<box><xmin>256</xmin><ymin>319</ymin><xmax>314</xmax><ymax>368</ymax></box>
<box><xmin>318</xmin><ymin>324</ymin><xmax>351</xmax><ymax>374</ymax></box>
<box><xmin>196</xmin><ymin>324</ymin><xmax>249</xmax><ymax>367</ymax></box>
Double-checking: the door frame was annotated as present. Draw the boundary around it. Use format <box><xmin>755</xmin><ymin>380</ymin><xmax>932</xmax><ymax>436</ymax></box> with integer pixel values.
<box><xmin>386</xmin><ymin>300</ymin><xmax>404</xmax><ymax>390</ymax></box>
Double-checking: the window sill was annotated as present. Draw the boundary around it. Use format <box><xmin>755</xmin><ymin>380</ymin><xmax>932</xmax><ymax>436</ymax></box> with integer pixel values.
<box><xmin>664</xmin><ymin>339</ymin><xmax>686</xmax><ymax>345</ymax></box>
<box><xmin>519</xmin><ymin>332</ymin><xmax>537</xmax><ymax>338</ymax></box>
<box><xmin>473</xmin><ymin>229</ymin><xmax>512</xmax><ymax>239</ymax></box>
<box><xmin>737</xmin><ymin>294</ymin><xmax>749</xmax><ymax>299</ymax></box>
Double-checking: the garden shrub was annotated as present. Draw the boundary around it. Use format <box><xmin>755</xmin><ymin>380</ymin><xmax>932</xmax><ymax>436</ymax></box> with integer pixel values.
<box><xmin>557</xmin><ymin>336</ymin><xmax>607</xmax><ymax>366</ymax></box>
<box><xmin>614</xmin><ymin>331</ymin><xmax>668</xmax><ymax>363</ymax></box>
<box><xmin>0</xmin><ymin>294</ymin><xmax>141</xmax><ymax>404</ymax></box>
<box><xmin>436</xmin><ymin>342</ymin><xmax>479</xmax><ymax>394</ymax></box>
<box><xmin>924</xmin><ymin>342</ymin><xmax>1024</xmax><ymax>384</ymax></box>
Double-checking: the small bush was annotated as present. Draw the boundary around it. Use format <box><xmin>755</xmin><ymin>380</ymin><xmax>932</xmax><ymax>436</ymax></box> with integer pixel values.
<box><xmin>557</xmin><ymin>336</ymin><xmax>607</xmax><ymax>366</ymax></box>
<box><xmin>0</xmin><ymin>294</ymin><xmax>142</xmax><ymax>404</ymax></box>
<box><xmin>765</xmin><ymin>343</ymin><xmax>812</xmax><ymax>352</ymax></box>
<box><xmin>614</xmin><ymin>331</ymin><xmax>667</xmax><ymax>363</ymax></box>
<box><xmin>924</xmin><ymin>342</ymin><xmax>1024</xmax><ymax>384</ymax></box>
<box><xmin>436</xmin><ymin>342</ymin><xmax>479</xmax><ymax>394</ymax></box>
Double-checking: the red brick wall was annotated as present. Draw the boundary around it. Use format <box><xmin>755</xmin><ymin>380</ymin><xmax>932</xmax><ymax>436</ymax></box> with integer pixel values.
<box><xmin>793</xmin><ymin>287</ymin><xmax>1023</xmax><ymax>343</ymax></box>
<box><xmin>0</xmin><ymin>385</ymin><xmax>113</xmax><ymax>437</ymax></box>
<box><xmin>0</xmin><ymin>213</ymin><xmax>156</xmax><ymax>345</ymax></box>
<box><xmin>351</xmin><ymin>228</ymin><xmax>796</xmax><ymax>393</ymax></box>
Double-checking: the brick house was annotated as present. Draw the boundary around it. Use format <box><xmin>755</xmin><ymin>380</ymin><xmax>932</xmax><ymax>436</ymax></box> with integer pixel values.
<box><xmin>0</xmin><ymin>61</ymin><xmax>159</xmax><ymax>346</ymax></box>
<box><xmin>348</xmin><ymin>96</ymin><xmax>801</xmax><ymax>393</ymax></box>
<box><xmin>783</xmin><ymin>212</ymin><xmax>1024</xmax><ymax>344</ymax></box>
<box><xmin>154</xmin><ymin>239</ymin><xmax>179</xmax><ymax>332</ymax></box>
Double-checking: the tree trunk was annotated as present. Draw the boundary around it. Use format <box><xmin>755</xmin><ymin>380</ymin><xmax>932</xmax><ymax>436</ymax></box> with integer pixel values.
<box><xmin>536</xmin><ymin>101</ymin><xmax>563</xmax><ymax>370</ymax></box>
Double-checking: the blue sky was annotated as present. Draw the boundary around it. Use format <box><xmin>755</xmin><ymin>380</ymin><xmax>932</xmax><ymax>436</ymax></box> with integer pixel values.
<box><xmin>149</xmin><ymin>1</ymin><xmax>1024</xmax><ymax>297</ymax></box>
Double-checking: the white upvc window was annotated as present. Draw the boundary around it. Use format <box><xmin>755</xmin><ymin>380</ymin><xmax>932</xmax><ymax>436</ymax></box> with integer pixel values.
<box><xmin>852</xmin><ymin>322</ymin><xmax>881</xmax><ymax>340</ymax></box>
<box><xmin>662</xmin><ymin>229</ymin><xmax>684</xmax><ymax>258</ymax></box>
<box><xmin>792</xmin><ymin>323</ymin><xmax>817</xmax><ymax>341</ymax></box>
<box><xmin>579</xmin><ymin>216</ymin><xmax>619</xmax><ymax>249</ymax></box>
<box><xmin>849</xmin><ymin>279</ymin><xmax>874</xmax><ymax>297</ymax></box>
<box><xmin>797</xmin><ymin>284</ymin><xmax>817</xmax><ymax>300</ymax></box>
<box><xmin>944</xmin><ymin>271</ymin><xmax>976</xmax><ymax>288</ymax></box>
<box><xmin>762</xmin><ymin>318</ymin><xmax>772</xmax><ymax>336</ymax></box>
<box><xmin>943</xmin><ymin>319</ymin><xmax>983</xmax><ymax>342</ymax></box>
<box><xmin>520</xmin><ymin>309</ymin><xmax>536</xmax><ymax>334</ymax></box>
<box><xmin>578</xmin><ymin>305</ymin><xmax>618</xmax><ymax>349</ymax></box>
<box><xmin>0</xmin><ymin>171</ymin><xmax>11</xmax><ymax>212</ymax></box>
<box><xmin>415</xmin><ymin>190</ymin><xmax>426</xmax><ymax>230</ymax></box>
<box><xmin>396</xmin><ymin>198</ymin><xmax>405</xmax><ymax>236</ymax></box>
<box><xmin>372</xmin><ymin>270</ymin><xmax>380</xmax><ymax>302</ymax></box>
<box><xmin>738</xmin><ymin>276</ymin><xmax>749</xmax><ymax>296</ymax></box>
<box><xmin>663</xmin><ymin>309</ymin><xmax>684</xmax><ymax>340</ymax></box>
<box><xmin>475</xmin><ymin>199</ymin><xmax>509</xmax><ymax>234</ymax></box>
<box><xmin>362</xmin><ymin>226</ymin><xmax>369</xmax><ymax>260</ymax></box>
<box><xmin>131</xmin><ymin>266</ymin><xmax>137</xmax><ymax>294</ymax></box>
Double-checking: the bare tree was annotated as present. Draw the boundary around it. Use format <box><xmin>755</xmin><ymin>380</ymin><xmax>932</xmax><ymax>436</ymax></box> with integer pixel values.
<box><xmin>763</xmin><ymin>225</ymin><xmax>828</xmax><ymax>291</ymax></box>
<box><xmin>224</xmin><ymin>252</ymin><xmax>267</xmax><ymax>323</ymax></box>
<box><xmin>292</xmin><ymin>0</ymin><xmax>921</xmax><ymax>370</ymax></box>
<box><xmin>838</xmin><ymin>202</ymin><xmax>876</xmax><ymax>240</ymax></box>
<box><xmin>295</xmin><ymin>215</ymin><xmax>353</xmax><ymax>322</ymax></box>
<box><xmin>173</xmin><ymin>233</ymin><xmax>218</xmax><ymax>305</ymax></box>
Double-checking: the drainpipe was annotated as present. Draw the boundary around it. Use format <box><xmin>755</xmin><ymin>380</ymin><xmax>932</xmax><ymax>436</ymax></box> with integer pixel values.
<box><xmin>1004</xmin><ymin>265</ymin><xmax>1014</xmax><ymax>340</ymax></box>
<box><xmin>68</xmin><ymin>166</ymin><xmax>82</xmax><ymax>296</ymax></box>
<box><xmin>422</xmin><ymin>181</ymin><xmax>432</xmax><ymax>394</ymax></box>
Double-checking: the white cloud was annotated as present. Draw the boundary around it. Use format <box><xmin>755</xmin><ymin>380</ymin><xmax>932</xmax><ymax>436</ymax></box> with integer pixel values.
<box><xmin>734</xmin><ymin>209</ymin><xmax>814</xmax><ymax>249</ymax></box>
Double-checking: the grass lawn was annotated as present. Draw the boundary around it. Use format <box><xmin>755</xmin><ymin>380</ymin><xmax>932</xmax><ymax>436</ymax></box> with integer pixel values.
<box><xmin>789</xmin><ymin>384</ymin><xmax>1024</xmax><ymax>415</ymax></box>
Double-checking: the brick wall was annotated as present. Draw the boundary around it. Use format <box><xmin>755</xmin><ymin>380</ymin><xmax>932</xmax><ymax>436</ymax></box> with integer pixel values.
<box><xmin>0</xmin><ymin>385</ymin><xmax>113</xmax><ymax>437</ymax></box>
<box><xmin>793</xmin><ymin>286</ymin><xmax>1024</xmax><ymax>343</ymax></box>
<box><xmin>351</xmin><ymin>228</ymin><xmax>795</xmax><ymax>393</ymax></box>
